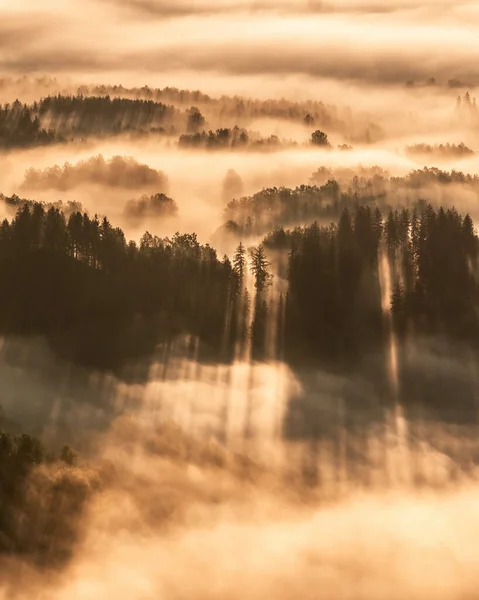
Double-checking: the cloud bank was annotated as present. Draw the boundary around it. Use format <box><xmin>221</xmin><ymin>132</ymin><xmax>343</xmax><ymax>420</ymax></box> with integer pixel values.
<box><xmin>1</xmin><ymin>0</ymin><xmax>479</xmax><ymax>92</ymax></box>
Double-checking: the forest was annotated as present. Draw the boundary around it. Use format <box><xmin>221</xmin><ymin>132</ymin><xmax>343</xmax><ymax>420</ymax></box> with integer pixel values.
<box><xmin>2</xmin><ymin>121</ymin><xmax>479</xmax><ymax>576</ymax></box>
<box><xmin>3</xmin><ymin>2</ymin><xmax>479</xmax><ymax>592</ymax></box>
<box><xmin>1</xmin><ymin>191</ymin><xmax>479</xmax><ymax>565</ymax></box>
<box><xmin>0</xmin><ymin>93</ymin><xmax>380</xmax><ymax>149</ymax></box>
<box><xmin>0</xmin><ymin>194</ymin><xmax>477</xmax><ymax>399</ymax></box>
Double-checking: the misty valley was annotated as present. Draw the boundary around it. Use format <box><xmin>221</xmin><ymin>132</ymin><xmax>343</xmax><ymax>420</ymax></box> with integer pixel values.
<box><xmin>2</xmin><ymin>1</ymin><xmax>479</xmax><ymax>597</ymax></box>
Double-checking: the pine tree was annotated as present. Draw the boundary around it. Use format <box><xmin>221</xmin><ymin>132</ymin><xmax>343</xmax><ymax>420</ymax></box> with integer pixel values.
<box><xmin>232</xmin><ymin>241</ymin><xmax>247</xmax><ymax>289</ymax></box>
<box><xmin>391</xmin><ymin>279</ymin><xmax>404</xmax><ymax>315</ymax></box>
<box><xmin>249</xmin><ymin>244</ymin><xmax>272</xmax><ymax>292</ymax></box>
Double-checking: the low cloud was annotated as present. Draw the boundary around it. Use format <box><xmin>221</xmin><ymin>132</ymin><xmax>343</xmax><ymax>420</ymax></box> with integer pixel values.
<box><xmin>0</xmin><ymin>0</ymin><xmax>479</xmax><ymax>89</ymax></box>
<box><xmin>102</xmin><ymin>0</ymin><xmax>470</xmax><ymax>19</ymax></box>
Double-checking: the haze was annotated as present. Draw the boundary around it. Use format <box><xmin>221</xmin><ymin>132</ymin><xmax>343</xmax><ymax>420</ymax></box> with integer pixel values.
<box><xmin>1</xmin><ymin>1</ymin><xmax>479</xmax><ymax>598</ymax></box>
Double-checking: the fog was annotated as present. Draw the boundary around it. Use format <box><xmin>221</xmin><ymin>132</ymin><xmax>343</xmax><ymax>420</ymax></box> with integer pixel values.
<box><xmin>0</xmin><ymin>143</ymin><xmax>411</xmax><ymax>242</ymax></box>
<box><xmin>3</xmin><ymin>344</ymin><xmax>479</xmax><ymax>599</ymax></box>
<box><xmin>1</xmin><ymin>240</ymin><xmax>479</xmax><ymax>599</ymax></box>
<box><xmin>2</xmin><ymin>0</ymin><xmax>479</xmax><ymax>93</ymax></box>
<box><xmin>0</xmin><ymin>322</ymin><xmax>479</xmax><ymax>600</ymax></box>
<box><xmin>2</xmin><ymin>0</ymin><xmax>479</xmax><ymax>596</ymax></box>
<box><xmin>2</xmin><ymin>140</ymin><xmax>479</xmax><ymax>245</ymax></box>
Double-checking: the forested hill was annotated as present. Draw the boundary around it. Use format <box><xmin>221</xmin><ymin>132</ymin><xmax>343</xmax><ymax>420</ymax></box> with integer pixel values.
<box><xmin>0</xmin><ymin>91</ymin><xmax>382</xmax><ymax>149</ymax></box>
<box><xmin>0</xmin><ymin>96</ymin><xmax>304</xmax><ymax>149</ymax></box>
<box><xmin>0</xmin><ymin>96</ymin><xmax>185</xmax><ymax>148</ymax></box>
<box><xmin>222</xmin><ymin>167</ymin><xmax>479</xmax><ymax>237</ymax></box>
<box><xmin>0</xmin><ymin>197</ymin><xmax>478</xmax><ymax>404</ymax></box>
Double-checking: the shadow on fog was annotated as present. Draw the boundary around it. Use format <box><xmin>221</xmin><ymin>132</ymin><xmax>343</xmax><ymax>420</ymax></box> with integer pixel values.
<box><xmin>3</xmin><ymin>329</ymin><xmax>479</xmax><ymax>585</ymax></box>
<box><xmin>115</xmin><ymin>343</ymin><xmax>479</xmax><ymax>492</ymax></box>
<box><xmin>4</xmin><ymin>329</ymin><xmax>479</xmax><ymax>461</ymax></box>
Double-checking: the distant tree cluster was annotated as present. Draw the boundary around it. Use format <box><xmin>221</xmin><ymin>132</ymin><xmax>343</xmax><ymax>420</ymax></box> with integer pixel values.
<box><xmin>223</xmin><ymin>181</ymin><xmax>355</xmax><ymax>237</ymax></box>
<box><xmin>83</xmin><ymin>84</ymin><xmax>215</xmax><ymax>107</ymax></box>
<box><xmin>406</xmin><ymin>142</ymin><xmax>474</xmax><ymax>159</ymax></box>
<box><xmin>22</xmin><ymin>155</ymin><xmax>167</xmax><ymax>191</ymax></box>
<box><xmin>186</xmin><ymin>106</ymin><xmax>206</xmax><ymax>133</ymax></box>
<box><xmin>222</xmin><ymin>166</ymin><xmax>479</xmax><ymax>238</ymax></box>
<box><xmin>82</xmin><ymin>84</ymin><xmax>347</xmax><ymax>132</ymax></box>
<box><xmin>391</xmin><ymin>166</ymin><xmax>479</xmax><ymax>188</ymax></box>
<box><xmin>0</xmin><ymin>193</ymin><xmax>83</xmax><ymax>218</ymax></box>
<box><xmin>178</xmin><ymin>126</ymin><xmax>293</xmax><ymax>150</ymax></box>
<box><xmin>310</xmin><ymin>130</ymin><xmax>330</xmax><ymax>147</ymax></box>
<box><xmin>179</xmin><ymin>126</ymin><xmax>249</xmax><ymax>149</ymax></box>
<box><xmin>124</xmin><ymin>193</ymin><xmax>178</xmax><ymax>222</ymax></box>
<box><xmin>406</xmin><ymin>77</ymin><xmax>472</xmax><ymax>89</ymax></box>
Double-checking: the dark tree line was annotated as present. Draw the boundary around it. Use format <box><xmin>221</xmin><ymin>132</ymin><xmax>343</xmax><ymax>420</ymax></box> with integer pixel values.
<box><xmin>265</xmin><ymin>202</ymin><xmax>479</xmax><ymax>429</ymax></box>
<box><xmin>1</xmin><ymin>94</ymin><xmax>297</xmax><ymax>150</ymax></box>
<box><xmin>283</xmin><ymin>205</ymin><xmax>384</xmax><ymax>368</ymax></box>
<box><xmin>257</xmin><ymin>201</ymin><xmax>479</xmax><ymax>450</ymax></box>
<box><xmin>0</xmin><ymin>203</ymin><xmax>234</xmax><ymax>371</ymax></box>
<box><xmin>388</xmin><ymin>205</ymin><xmax>478</xmax><ymax>339</ymax></box>
<box><xmin>386</xmin><ymin>203</ymin><xmax>479</xmax><ymax>420</ymax></box>
<box><xmin>262</xmin><ymin>203</ymin><xmax>479</xmax><ymax>364</ymax></box>
<box><xmin>0</xmin><ymin>100</ymin><xmax>60</xmax><ymax>148</ymax></box>
<box><xmin>0</xmin><ymin>196</ymin><xmax>478</xmax><ymax>505</ymax></box>
<box><xmin>0</xmin><ymin>93</ymin><xmax>308</xmax><ymax>151</ymax></box>
<box><xmin>36</xmin><ymin>95</ymin><xmax>180</xmax><ymax>136</ymax></box>
<box><xmin>0</xmin><ymin>199</ymin><xmax>278</xmax><ymax>373</ymax></box>
<box><xmin>0</xmin><ymin>95</ymin><xmax>204</xmax><ymax>148</ymax></box>
<box><xmin>406</xmin><ymin>142</ymin><xmax>474</xmax><ymax>159</ymax></box>
<box><xmin>0</xmin><ymin>78</ymin><xmax>385</xmax><ymax>146</ymax></box>
<box><xmin>0</xmin><ymin>90</ymin><xmax>385</xmax><ymax>151</ymax></box>
<box><xmin>1</xmin><ymin>197</ymin><xmax>479</xmax><ymax>405</ymax></box>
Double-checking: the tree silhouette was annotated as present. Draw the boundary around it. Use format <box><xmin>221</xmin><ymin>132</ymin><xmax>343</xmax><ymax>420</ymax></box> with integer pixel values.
<box><xmin>311</xmin><ymin>130</ymin><xmax>330</xmax><ymax>147</ymax></box>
